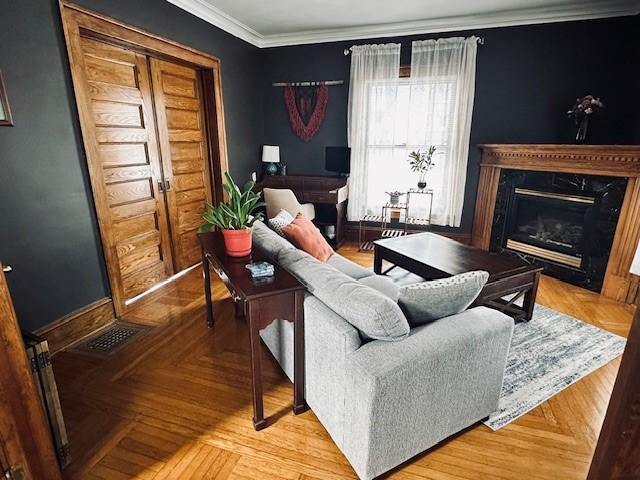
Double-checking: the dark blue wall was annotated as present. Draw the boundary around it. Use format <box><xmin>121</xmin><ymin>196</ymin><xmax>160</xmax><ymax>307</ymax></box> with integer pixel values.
<box><xmin>0</xmin><ymin>0</ymin><xmax>263</xmax><ymax>331</ymax></box>
<box><xmin>261</xmin><ymin>15</ymin><xmax>640</xmax><ymax>232</ymax></box>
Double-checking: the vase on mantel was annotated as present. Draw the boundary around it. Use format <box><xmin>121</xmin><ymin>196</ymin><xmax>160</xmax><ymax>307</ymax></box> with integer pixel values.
<box><xmin>575</xmin><ymin>116</ymin><xmax>589</xmax><ymax>144</ymax></box>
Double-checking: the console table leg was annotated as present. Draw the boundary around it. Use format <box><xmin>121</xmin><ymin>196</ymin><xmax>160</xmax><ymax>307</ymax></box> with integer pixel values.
<box><xmin>202</xmin><ymin>252</ymin><xmax>214</xmax><ymax>328</ymax></box>
<box><xmin>247</xmin><ymin>301</ymin><xmax>267</xmax><ymax>430</ymax></box>
<box><xmin>523</xmin><ymin>272</ymin><xmax>541</xmax><ymax>321</ymax></box>
<box><xmin>293</xmin><ymin>290</ymin><xmax>308</xmax><ymax>414</ymax></box>
<box><xmin>234</xmin><ymin>299</ymin><xmax>244</xmax><ymax>319</ymax></box>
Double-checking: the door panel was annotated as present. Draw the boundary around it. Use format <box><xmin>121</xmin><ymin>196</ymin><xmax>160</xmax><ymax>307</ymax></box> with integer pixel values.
<box><xmin>150</xmin><ymin>59</ymin><xmax>213</xmax><ymax>271</ymax></box>
<box><xmin>0</xmin><ymin>266</ymin><xmax>61</xmax><ymax>480</ymax></box>
<box><xmin>75</xmin><ymin>37</ymin><xmax>174</xmax><ymax>309</ymax></box>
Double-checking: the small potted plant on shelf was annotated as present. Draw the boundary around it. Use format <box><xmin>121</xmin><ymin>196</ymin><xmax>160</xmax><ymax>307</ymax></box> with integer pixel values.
<box><xmin>407</xmin><ymin>145</ymin><xmax>437</xmax><ymax>190</ymax></box>
<box><xmin>198</xmin><ymin>172</ymin><xmax>265</xmax><ymax>257</ymax></box>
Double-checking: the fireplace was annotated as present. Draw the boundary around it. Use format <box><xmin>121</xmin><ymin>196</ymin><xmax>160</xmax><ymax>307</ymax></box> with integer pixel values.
<box><xmin>490</xmin><ymin>171</ymin><xmax>626</xmax><ymax>292</ymax></box>
<box><xmin>505</xmin><ymin>188</ymin><xmax>595</xmax><ymax>269</ymax></box>
<box><xmin>472</xmin><ymin>145</ymin><xmax>640</xmax><ymax>304</ymax></box>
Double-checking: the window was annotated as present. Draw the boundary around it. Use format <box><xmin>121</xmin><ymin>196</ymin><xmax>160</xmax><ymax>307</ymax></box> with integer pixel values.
<box><xmin>363</xmin><ymin>73</ymin><xmax>458</xmax><ymax>224</ymax></box>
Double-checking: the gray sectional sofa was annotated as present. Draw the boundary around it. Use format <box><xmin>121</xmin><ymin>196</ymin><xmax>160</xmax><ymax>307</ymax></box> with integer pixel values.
<box><xmin>252</xmin><ymin>220</ymin><xmax>514</xmax><ymax>480</ymax></box>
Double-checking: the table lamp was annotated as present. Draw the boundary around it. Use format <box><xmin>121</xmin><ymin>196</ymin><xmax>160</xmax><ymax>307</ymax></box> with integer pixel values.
<box><xmin>262</xmin><ymin>145</ymin><xmax>280</xmax><ymax>176</ymax></box>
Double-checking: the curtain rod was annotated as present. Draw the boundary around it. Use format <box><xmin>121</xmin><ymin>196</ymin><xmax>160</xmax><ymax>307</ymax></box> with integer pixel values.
<box><xmin>343</xmin><ymin>36</ymin><xmax>485</xmax><ymax>55</ymax></box>
<box><xmin>271</xmin><ymin>80</ymin><xmax>344</xmax><ymax>87</ymax></box>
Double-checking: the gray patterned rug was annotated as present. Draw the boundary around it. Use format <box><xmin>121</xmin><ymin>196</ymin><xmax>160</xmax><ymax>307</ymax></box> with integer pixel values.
<box><xmin>484</xmin><ymin>304</ymin><xmax>626</xmax><ymax>430</ymax></box>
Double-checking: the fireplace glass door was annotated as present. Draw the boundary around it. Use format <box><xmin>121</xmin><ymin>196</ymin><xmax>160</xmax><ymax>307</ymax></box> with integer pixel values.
<box><xmin>505</xmin><ymin>188</ymin><xmax>595</xmax><ymax>268</ymax></box>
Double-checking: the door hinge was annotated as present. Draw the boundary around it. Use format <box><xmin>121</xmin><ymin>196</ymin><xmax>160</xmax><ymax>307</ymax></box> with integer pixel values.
<box><xmin>29</xmin><ymin>355</ymin><xmax>38</xmax><ymax>373</ymax></box>
<box><xmin>158</xmin><ymin>180</ymin><xmax>165</xmax><ymax>193</ymax></box>
<box><xmin>4</xmin><ymin>464</ymin><xmax>27</xmax><ymax>480</ymax></box>
<box><xmin>164</xmin><ymin>179</ymin><xmax>171</xmax><ymax>192</ymax></box>
<box><xmin>36</xmin><ymin>351</ymin><xmax>51</xmax><ymax>369</ymax></box>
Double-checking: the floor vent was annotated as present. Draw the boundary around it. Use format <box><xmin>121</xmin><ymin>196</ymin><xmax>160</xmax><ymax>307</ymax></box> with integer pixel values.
<box><xmin>73</xmin><ymin>321</ymin><xmax>149</xmax><ymax>356</ymax></box>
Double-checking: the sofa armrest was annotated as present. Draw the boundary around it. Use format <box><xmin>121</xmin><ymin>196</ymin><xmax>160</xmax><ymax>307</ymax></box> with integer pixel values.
<box><xmin>342</xmin><ymin>306</ymin><xmax>514</xmax><ymax>479</ymax></box>
<box><xmin>303</xmin><ymin>294</ymin><xmax>361</xmax><ymax>448</ymax></box>
<box><xmin>259</xmin><ymin>293</ymin><xmax>361</xmax><ymax>449</ymax></box>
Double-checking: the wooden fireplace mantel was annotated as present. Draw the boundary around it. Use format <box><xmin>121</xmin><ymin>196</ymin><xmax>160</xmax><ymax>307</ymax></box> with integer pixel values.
<box><xmin>471</xmin><ymin>144</ymin><xmax>640</xmax><ymax>304</ymax></box>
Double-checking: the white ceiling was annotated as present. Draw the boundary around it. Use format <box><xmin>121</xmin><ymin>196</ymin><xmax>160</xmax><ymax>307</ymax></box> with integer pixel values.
<box><xmin>166</xmin><ymin>0</ymin><xmax>639</xmax><ymax>47</ymax></box>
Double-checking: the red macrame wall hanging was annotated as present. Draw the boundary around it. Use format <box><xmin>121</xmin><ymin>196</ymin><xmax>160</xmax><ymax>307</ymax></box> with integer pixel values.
<box><xmin>283</xmin><ymin>84</ymin><xmax>329</xmax><ymax>142</ymax></box>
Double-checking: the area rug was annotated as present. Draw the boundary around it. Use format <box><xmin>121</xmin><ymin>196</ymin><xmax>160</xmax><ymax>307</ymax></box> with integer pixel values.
<box><xmin>483</xmin><ymin>304</ymin><xmax>626</xmax><ymax>430</ymax></box>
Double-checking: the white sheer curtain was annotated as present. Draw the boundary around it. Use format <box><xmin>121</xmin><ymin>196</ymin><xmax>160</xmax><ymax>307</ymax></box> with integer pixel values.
<box><xmin>347</xmin><ymin>43</ymin><xmax>401</xmax><ymax>221</ymax></box>
<box><xmin>410</xmin><ymin>37</ymin><xmax>478</xmax><ymax>226</ymax></box>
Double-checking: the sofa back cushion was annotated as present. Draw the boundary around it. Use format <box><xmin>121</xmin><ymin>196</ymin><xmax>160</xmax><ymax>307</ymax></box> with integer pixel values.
<box><xmin>359</xmin><ymin>275</ymin><xmax>399</xmax><ymax>301</ymax></box>
<box><xmin>282</xmin><ymin>213</ymin><xmax>333</xmax><ymax>262</ymax></box>
<box><xmin>327</xmin><ymin>253</ymin><xmax>374</xmax><ymax>280</ymax></box>
<box><xmin>398</xmin><ymin>271</ymin><xmax>489</xmax><ymax>325</ymax></box>
<box><xmin>252</xmin><ymin>220</ymin><xmax>294</xmax><ymax>259</ymax></box>
<box><xmin>277</xmin><ymin>248</ymin><xmax>410</xmax><ymax>341</ymax></box>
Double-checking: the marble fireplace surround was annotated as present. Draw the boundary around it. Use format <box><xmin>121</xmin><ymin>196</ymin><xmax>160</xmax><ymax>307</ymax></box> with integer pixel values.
<box><xmin>471</xmin><ymin>144</ymin><xmax>640</xmax><ymax>305</ymax></box>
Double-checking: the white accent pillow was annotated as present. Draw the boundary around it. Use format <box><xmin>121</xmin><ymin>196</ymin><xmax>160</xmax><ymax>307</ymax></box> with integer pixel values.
<box><xmin>268</xmin><ymin>209</ymin><xmax>294</xmax><ymax>237</ymax></box>
<box><xmin>398</xmin><ymin>270</ymin><xmax>489</xmax><ymax>325</ymax></box>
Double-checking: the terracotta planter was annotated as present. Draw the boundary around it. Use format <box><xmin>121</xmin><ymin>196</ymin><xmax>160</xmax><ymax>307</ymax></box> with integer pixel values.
<box><xmin>221</xmin><ymin>228</ymin><xmax>252</xmax><ymax>257</ymax></box>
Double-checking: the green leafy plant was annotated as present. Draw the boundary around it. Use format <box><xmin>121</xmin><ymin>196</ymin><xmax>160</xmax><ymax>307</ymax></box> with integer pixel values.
<box><xmin>198</xmin><ymin>172</ymin><xmax>265</xmax><ymax>233</ymax></box>
<box><xmin>407</xmin><ymin>145</ymin><xmax>437</xmax><ymax>174</ymax></box>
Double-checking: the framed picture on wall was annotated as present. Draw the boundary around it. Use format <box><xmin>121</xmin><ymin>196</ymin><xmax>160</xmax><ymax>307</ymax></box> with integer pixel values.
<box><xmin>0</xmin><ymin>70</ymin><xmax>14</xmax><ymax>126</ymax></box>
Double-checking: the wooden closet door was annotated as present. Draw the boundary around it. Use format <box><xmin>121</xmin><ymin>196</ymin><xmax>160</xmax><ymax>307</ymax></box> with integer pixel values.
<box><xmin>74</xmin><ymin>37</ymin><xmax>174</xmax><ymax>311</ymax></box>
<box><xmin>150</xmin><ymin>59</ymin><xmax>213</xmax><ymax>271</ymax></box>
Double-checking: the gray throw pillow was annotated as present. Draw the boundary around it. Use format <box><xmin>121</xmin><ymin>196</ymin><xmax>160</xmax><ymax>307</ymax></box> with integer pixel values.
<box><xmin>277</xmin><ymin>248</ymin><xmax>410</xmax><ymax>342</ymax></box>
<box><xmin>268</xmin><ymin>209</ymin><xmax>294</xmax><ymax>237</ymax></box>
<box><xmin>398</xmin><ymin>271</ymin><xmax>489</xmax><ymax>325</ymax></box>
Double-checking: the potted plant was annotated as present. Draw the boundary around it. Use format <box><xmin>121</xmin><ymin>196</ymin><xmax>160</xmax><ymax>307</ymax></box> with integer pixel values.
<box><xmin>198</xmin><ymin>172</ymin><xmax>265</xmax><ymax>257</ymax></box>
<box><xmin>407</xmin><ymin>146</ymin><xmax>437</xmax><ymax>190</ymax></box>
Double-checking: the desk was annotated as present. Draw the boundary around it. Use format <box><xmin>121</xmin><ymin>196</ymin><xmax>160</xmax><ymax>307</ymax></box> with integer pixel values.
<box><xmin>198</xmin><ymin>232</ymin><xmax>308</xmax><ymax>430</ymax></box>
<box><xmin>257</xmin><ymin>175</ymin><xmax>349</xmax><ymax>247</ymax></box>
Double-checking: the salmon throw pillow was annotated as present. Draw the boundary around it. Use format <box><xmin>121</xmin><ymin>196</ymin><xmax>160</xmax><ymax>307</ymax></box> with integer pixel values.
<box><xmin>281</xmin><ymin>213</ymin><xmax>333</xmax><ymax>262</ymax></box>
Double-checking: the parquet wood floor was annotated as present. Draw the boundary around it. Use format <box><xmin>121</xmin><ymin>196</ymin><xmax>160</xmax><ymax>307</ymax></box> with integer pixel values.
<box><xmin>53</xmin><ymin>243</ymin><xmax>635</xmax><ymax>480</ymax></box>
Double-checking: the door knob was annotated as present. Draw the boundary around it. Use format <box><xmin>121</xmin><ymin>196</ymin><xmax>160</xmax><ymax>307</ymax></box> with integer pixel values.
<box><xmin>2</xmin><ymin>265</ymin><xmax>13</xmax><ymax>273</ymax></box>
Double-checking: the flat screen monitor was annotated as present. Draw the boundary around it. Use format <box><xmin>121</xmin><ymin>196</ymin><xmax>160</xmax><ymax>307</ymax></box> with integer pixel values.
<box><xmin>325</xmin><ymin>146</ymin><xmax>351</xmax><ymax>174</ymax></box>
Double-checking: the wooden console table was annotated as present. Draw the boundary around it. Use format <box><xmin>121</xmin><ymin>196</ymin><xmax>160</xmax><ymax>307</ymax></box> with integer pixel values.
<box><xmin>198</xmin><ymin>232</ymin><xmax>308</xmax><ymax>430</ymax></box>
<box><xmin>256</xmin><ymin>175</ymin><xmax>348</xmax><ymax>248</ymax></box>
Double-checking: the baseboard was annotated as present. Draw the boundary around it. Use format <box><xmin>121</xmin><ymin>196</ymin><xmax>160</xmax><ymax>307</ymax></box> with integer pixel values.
<box><xmin>35</xmin><ymin>297</ymin><xmax>116</xmax><ymax>355</ymax></box>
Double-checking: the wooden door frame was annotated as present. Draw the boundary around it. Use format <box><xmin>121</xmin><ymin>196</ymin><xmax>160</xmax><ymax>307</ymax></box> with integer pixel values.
<box><xmin>587</xmin><ymin>307</ymin><xmax>640</xmax><ymax>479</ymax></box>
<box><xmin>60</xmin><ymin>1</ymin><xmax>228</xmax><ymax>316</ymax></box>
<box><xmin>0</xmin><ymin>265</ymin><xmax>61</xmax><ymax>480</ymax></box>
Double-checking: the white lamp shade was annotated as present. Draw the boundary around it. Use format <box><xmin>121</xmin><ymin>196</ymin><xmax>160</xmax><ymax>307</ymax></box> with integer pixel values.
<box><xmin>631</xmin><ymin>240</ymin><xmax>640</xmax><ymax>275</ymax></box>
<box><xmin>262</xmin><ymin>145</ymin><xmax>280</xmax><ymax>163</ymax></box>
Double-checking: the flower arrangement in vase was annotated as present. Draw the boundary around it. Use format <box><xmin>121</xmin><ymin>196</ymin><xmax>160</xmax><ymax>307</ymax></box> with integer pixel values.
<box><xmin>198</xmin><ymin>172</ymin><xmax>265</xmax><ymax>257</ymax></box>
<box><xmin>567</xmin><ymin>95</ymin><xmax>604</xmax><ymax>144</ymax></box>
<box><xmin>407</xmin><ymin>146</ymin><xmax>437</xmax><ymax>190</ymax></box>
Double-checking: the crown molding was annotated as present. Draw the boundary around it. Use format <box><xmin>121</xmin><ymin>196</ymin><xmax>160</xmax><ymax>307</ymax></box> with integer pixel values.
<box><xmin>166</xmin><ymin>0</ymin><xmax>263</xmax><ymax>46</ymax></box>
<box><xmin>167</xmin><ymin>0</ymin><xmax>639</xmax><ymax>48</ymax></box>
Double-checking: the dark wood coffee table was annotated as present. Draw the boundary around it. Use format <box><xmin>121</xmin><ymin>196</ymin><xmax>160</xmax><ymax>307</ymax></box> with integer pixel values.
<box><xmin>374</xmin><ymin>233</ymin><xmax>543</xmax><ymax>321</ymax></box>
<box><xmin>198</xmin><ymin>231</ymin><xmax>308</xmax><ymax>430</ymax></box>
